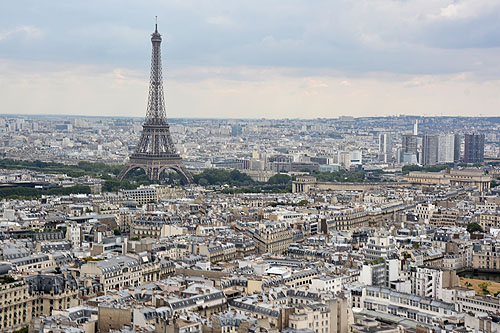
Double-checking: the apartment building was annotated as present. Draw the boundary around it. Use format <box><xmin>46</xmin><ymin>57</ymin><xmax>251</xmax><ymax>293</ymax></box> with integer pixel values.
<box><xmin>363</xmin><ymin>236</ymin><xmax>397</xmax><ymax>260</ymax></box>
<box><xmin>197</xmin><ymin>243</ymin><xmax>237</xmax><ymax>263</ymax></box>
<box><xmin>0</xmin><ymin>278</ymin><xmax>31</xmax><ymax>331</ymax></box>
<box><xmin>415</xmin><ymin>203</ymin><xmax>437</xmax><ymax>223</ymax></box>
<box><xmin>251</xmin><ymin>222</ymin><xmax>293</xmax><ymax>254</ymax></box>
<box><xmin>130</xmin><ymin>215</ymin><xmax>185</xmax><ymax>239</ymax></box>
<box><xmin>80</xmin><ymin>255</ymin><xmax>142</xmax><ymax>292</ymax></box>
<box><xmin>429</xmin><ymin>209</ymin><xmax>459</xmax><ymax>227</ymax></box>
<box><xmin>288</xmin><ymin>303</ymin><xmax>332</xmax><ymax>333</ymax></box>
<box><xmin>359</xmin><ymin>259</ymin><xmax>399</xmax><ymax>287</ymax></box>
<box><xmin>351</xmin><ymin>285</ymin><xmax>459</xmax><ymax>327</ymax></box>
<box><xmin>0</xmin><ymin>273</ymin><xmax>79</xmax><ymax>331</ymax></box>
<box><xmin>479</xmin><ymin>211</ymin><xmax>500</xmax><ymax>232</ymax></box>
<box><xmin>8</xmin><ymin>253</ymin><xmax>55</xmax><ymax>273</ymax></box>
<box><xmin>408</xmin><ymin>266</ymin><xmax>459</xmax><ymax>300</ymax></box>
<box><xmin>122</xmin><ymin>186</ymin><xmax>158</xmax><ymax>204</ymax></box>
<box><xmin>472</xmin><ymin>240</ymin><xmax>500</xmax><ymax>270</ymax></box>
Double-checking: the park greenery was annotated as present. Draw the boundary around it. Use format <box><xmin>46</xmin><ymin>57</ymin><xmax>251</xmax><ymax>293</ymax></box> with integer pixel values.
<box><xmin>401</xmin><ymin>164</ymin><xmax>449</xmax><ymax>174</ymax></box>
<box><xmin>0</xmin><ymin>159</ymin><xmax>122</xmax><ymax>178</ymax></box>
<box><xmin>1</xmin><ymin>158</ymin><xmax>394</xmax><ymax>196</ymax></box>
<box><xmin>193</xmin><ymin>169</ymin><xmax>368</xmax><ymax>194</ymax></box>
<box><xmin>311</xmin><ymin>169</ymin><xmax>365</xmax><ymax>182</ymax></box>
<box><xmin>193</xmin><ymin>169</ymin><xmax>255</xmax><ymax>187</ymax></box>
<box><xmin>0</xmin><ymin>185</ymin><xmax>92</xmax><ymax>200</ymax></box>
<box><xmin>0</xmin><ymin>158</ymin><xmax>150</xmax><ymax>198</ymax></box>
<box><xmin>193</xmin><ymin>169</ymin><xmax>293</xmax><ymax>193</ymax></box>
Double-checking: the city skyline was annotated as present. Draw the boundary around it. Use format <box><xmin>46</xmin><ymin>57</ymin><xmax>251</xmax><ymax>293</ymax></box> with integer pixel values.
<box><xmin>1</xmin><ymin>1</ymin><xmax>500</xmax><ymax>118</ymax></box>
<box><xmin>1</xmin><ymin>2</ymin><xmax>500</xmax><ymax>332</ymax></box>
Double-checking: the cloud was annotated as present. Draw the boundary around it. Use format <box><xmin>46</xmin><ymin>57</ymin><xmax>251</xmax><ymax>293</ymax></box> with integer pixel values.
<box><xmin>1</xmin><ymin>1</ymin><xmax>500</xmax><ymax>117</ymax></box>
<box><xmin>205</xmin><ymin>16</ymin><xmax>234</xmax><ymax>26</ymax></box>
<box><xmin>0</xmin><ymin>25</ymin><xmax>43</xmax><ymax>41</ymax></box>
<box><xmin>1</xmin><ymin>60</ymin><xmax>500</xmax><ymax>118</ymax></box>
<box><xmin>438</xmin><ymin>0</ymin><xmax>500</xmax><ymax>20</ymax></box>
<box><xmin>1</xmin><ymin>0</ymin><xmax>500</xmax><ymax>76</ymax></box>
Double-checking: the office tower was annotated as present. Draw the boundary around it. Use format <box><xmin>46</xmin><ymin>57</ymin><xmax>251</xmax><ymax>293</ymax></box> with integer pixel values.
<box><xmin>413</xmin><ymin>120</ymin><xmax>418</xmax><ymax>136</ymax></box>
<box><xmin>378</xmin><ymin>133</ymin><xmax>393</xmax><ymax>163</ymax></box>
<box><xmin>351</xmin><ymin>150</ymin><xmax>363</xmax><ymax>165</ymax></box>
<box><xmin>422</xmin><ymin>135</ymin><xmax>439</xmax><ymax>165</ymax></box>
<box><xmin>402</xmin><ymin>134</ymin><xmax>418</xmax><ymax>164</ymax></box>
<box><xmin>231</xmin><ymin>125</ymin><xmax>243</xmax><ymax>137</ymax></box>
<box><xmin>464</xmin><ymin>133</ymin><xmax>485</xmax><ymax>163</ymax></box>
<box><xmin>453</xmin><ymin>134</ymin><xmax>461</xmax><ymax>162</ymax></box>
<box><xmin>402</xmin><ymin>134</ymin><xmax>417</xmax><ymax>154</ymax></box>
<box><xmin>338</xmin><ymin>151</ymin><xmax>351</xmax><ymax>169</ymax></box>
<box><xmin>437</xmin><ymin>134</ymin><xmax>455</xmax><ymax>164</ymax></box>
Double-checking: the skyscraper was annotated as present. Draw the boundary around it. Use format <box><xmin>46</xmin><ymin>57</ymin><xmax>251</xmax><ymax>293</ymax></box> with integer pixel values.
<box><xmin>422</xmin><ymin>135</ymin><xmax>439</xmax><ymax>165</ymax></box>
<box><xmin>378</xmin><ymin>133</ymin><xmax>393</xmax><ymax>163</ymax></box>
<box><xmin>464</xmin><ymin>133</ymin><xmax>485</xmax><ymax>163</ymax></box>
<box><xmin>453</xmin><ymin>133</ymin><xmax>461</xmax><ymax>162</ymax></box>
<box><xmin>402</xmin><ymin>134</ymin><xmax>418</xmax><ymax>164</ymax></box>
<box><xmin>437</xmin><ymin>134</ymin><xmax>455</xmax><ymax>164</ymax></box>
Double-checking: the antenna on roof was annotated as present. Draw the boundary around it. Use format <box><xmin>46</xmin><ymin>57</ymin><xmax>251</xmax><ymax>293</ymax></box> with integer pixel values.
<box><xmin>155</xmin><ymin>16</ymin><xmax>158</xmax><ymax>32</ymax></box>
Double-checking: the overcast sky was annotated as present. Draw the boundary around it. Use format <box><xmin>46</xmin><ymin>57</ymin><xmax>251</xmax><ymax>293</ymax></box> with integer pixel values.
<box><xmin>1</xmin><ymin>0</ymin><xmax>500</xmax><ymax>118</ymax></box>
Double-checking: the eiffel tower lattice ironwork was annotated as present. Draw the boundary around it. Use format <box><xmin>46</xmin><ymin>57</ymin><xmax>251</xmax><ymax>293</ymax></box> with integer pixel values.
<box><xmin>119</xmin><ymin>23</ymin><xmax>192</xmax><ymax>183</ymax></box>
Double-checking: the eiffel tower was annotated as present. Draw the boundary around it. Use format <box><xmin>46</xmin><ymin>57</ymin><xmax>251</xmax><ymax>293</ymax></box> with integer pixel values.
<box><xmin>119</xmin><ymin>23</ymin><xmax>192</xmax><ymax>183</ymax></box>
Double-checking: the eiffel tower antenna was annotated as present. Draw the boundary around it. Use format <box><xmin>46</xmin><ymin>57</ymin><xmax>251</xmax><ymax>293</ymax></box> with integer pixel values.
<box><xmin>119</xmin><ymin>22</ymin><xmax>192</xmax><ymax>184</ymax></box>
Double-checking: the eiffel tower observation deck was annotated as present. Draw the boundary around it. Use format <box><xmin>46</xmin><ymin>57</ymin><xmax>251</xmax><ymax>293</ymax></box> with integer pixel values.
<box><xmin>119</xmin><ymin>22</ymin><xmax>192</xmax><ymax>183</ymax></box>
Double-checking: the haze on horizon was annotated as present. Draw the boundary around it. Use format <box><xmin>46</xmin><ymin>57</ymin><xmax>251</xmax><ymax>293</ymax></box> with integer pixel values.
<box><xmin>1</xmin><ymin>0</ymin><xmax>500</xmax><ymax>119</ymax></box>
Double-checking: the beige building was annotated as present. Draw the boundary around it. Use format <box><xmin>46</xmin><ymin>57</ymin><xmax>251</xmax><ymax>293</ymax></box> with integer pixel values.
<box><xmin>479</xmin><ymin>212</ymin><xmax>500</xmax><ymax>231</ymax></box>
<box><xmin>0</xmin><ymin>278</ymin><xmax>31</xmax><ymax>331</ymax></box>
<box><xmin>429</xmin><ymin>209</ymin><xmax>459</xmax><ymax>227</ymax></box>
<box><xmin>130</xmin><ymin>216</ymin><xmax>185</xmax><ymax>239</ymax></box>
<box><xmin>80</xmin><ymin>256</ymin><xmax>142</xmax><ymax>292</ymax></box>
<box><xmin>0</xmin><ymin>274</ymin><xmax>79</xmax><ymax>331</ymax></box>
<box><xmin>472</xmin><ymin>240</ymin><xmax>500</xmax><ymax>270</ymax></box>
<box><xmin>288</xmin><ymin>298</ymin><xmax>351</xmax><ymax>333</ymax></box>
<box><xmin>197</xmin><ymin>243</ymin><xmax>237</xmax><ymax>263</ymax></box>
<box><xmin>405</xmin><ymin>169</ymin><xmax>491</xmax><ymax>192</ymax></box>
<box><xmin>9</xmin><ymin>253</ymin><xmax>55</xmax><ymax>273</ymax></box>
<box><xmin>98</xmin><ymin>305</ymin><xmax>132</xmax><ymax>333</ymax></box>
<box><xmin>252</xmin><ymin>222</ymin><xmax>293</xmax><ymax>254</ymax></box>
<box><xmin>288</xmin><ymin>304</ymin><xmax>331</xmax><ymax>332</ymax></box>
<box><xmin>321</xmin><ymin>202</ymin><xmax>407</xmax><ymax>232</ymax></box>
<box><xmin>292</xmin><ymin>176</ymin><xmax>392</xmax><ymax>193</ymax></box>
<box><xmin>122</xmin><ymin>186</ymin><xmax>158</xmax><ymax>204</ymax></box>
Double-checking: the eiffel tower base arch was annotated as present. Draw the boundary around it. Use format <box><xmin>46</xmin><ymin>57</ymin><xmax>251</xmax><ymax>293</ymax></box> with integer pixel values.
<box><xmin>118</xmin><ymin>159</ymin><xmax>193</xmax><ymax>184</ymax></box>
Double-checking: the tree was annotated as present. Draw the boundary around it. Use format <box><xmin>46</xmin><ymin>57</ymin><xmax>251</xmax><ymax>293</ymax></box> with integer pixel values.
<box><xmin>298</xmin><ymin>199</ymin><xmax>309</xmax><ymax>206</ymax></box>
<box><xmin>267</xmin><ymin>174</ymin><xmax>291</xmax><ymax>185</ymax></box>
<box><xmin>467</xmin><ymin>222</ymin><xmax>484</xmax><ymax>233</ymax></box>
<box><xmin>193</xmin><ymin>169</ymin><xmax>255</xmax><ymax>187</ymax></box>
<box><xmin>478</xmin><ymin>282</ymin><xmax>490</xmax><ymax>295</ymax></box>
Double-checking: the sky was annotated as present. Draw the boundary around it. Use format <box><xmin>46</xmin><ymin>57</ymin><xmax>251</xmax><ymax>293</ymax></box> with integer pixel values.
<box><xmin>1</xmin><ymin>0</ymin><xmax>500</xmax><ymax>119</ymax></box>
